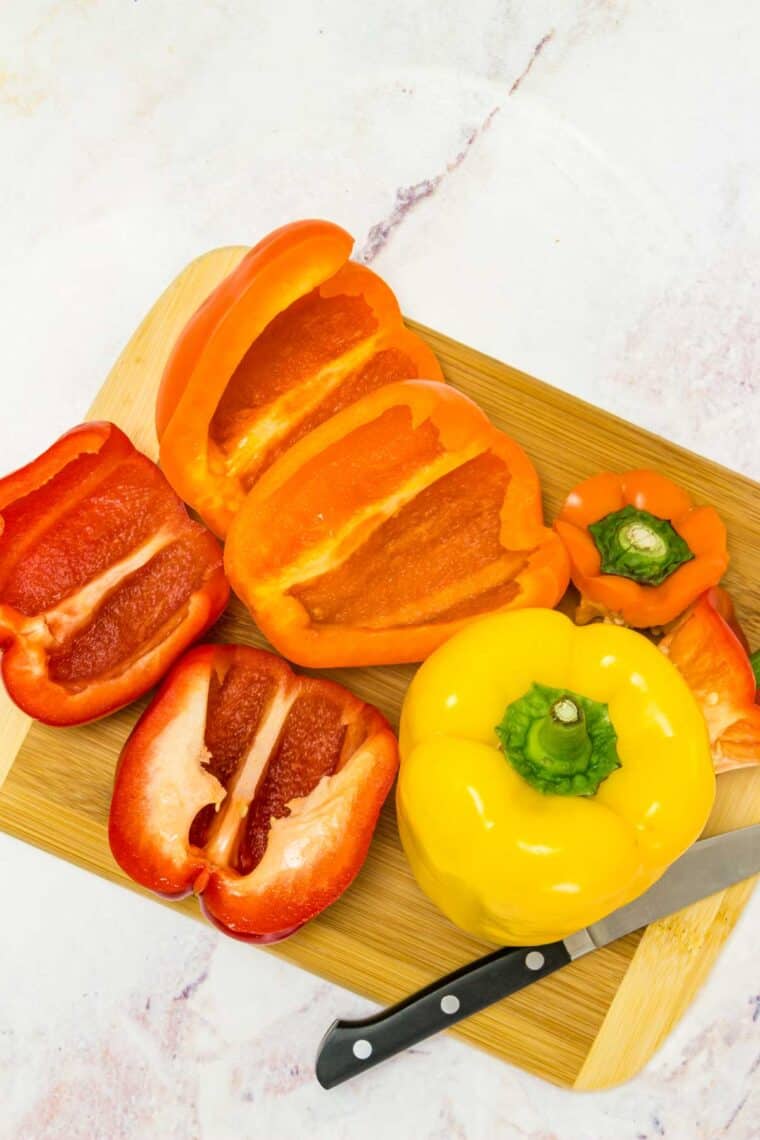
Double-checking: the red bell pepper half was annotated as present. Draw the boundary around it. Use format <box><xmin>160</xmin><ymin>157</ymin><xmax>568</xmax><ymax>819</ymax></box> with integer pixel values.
<box><xmin>659</xmin><ymin>587</ymin><xmax>760</xmax><ymax>772</ymax></box>
<box><xmin>0</xmin><ymin>422</ymin><xmax>229</xmax><ymax>725</ymax></box>
<box><xmin>108</xmin><ymin>644</ymin><xmax>398</xmax><ymax>941</ymax></box>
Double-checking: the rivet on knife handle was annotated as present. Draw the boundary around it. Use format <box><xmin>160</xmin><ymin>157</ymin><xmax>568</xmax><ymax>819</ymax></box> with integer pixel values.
<box><xmin>315</xmin><ymin>940</ymin><xmax>571</xmax><ymax>1089</ymax></box>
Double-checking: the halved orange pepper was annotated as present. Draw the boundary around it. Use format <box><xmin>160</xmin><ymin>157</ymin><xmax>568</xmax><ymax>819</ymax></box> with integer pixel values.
<box><xmin>157</xmin><ymin>220</ymin><xmax>443</xmax><ymax>536</ymax></box>
<box><xmin>224</xmin><ymin>379</ymin><xmax>569</xmax><ymax>667</ymax></box>
<box><xmin>554</xmin><ymin>469</ymin><xmax>728</xmax><ymax>628</ymax></box>
<box><xmin>660</xmin><ymin>587</ymin><xmax>760</xmax><ymax>772</ymax></box>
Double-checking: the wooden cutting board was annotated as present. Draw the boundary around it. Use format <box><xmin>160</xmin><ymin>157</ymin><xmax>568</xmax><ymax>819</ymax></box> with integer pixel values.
<box><xmin>1</xmin><ymin>247</ymin><xmax>758</xmax><ymax>1090</ymax></box>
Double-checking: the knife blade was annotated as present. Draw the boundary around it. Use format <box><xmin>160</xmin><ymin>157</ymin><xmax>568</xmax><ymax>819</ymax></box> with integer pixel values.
<box><xmin>315</xmin><ymin>823</ymin><xmax>760</xmax><ymax>1088</ymax></box>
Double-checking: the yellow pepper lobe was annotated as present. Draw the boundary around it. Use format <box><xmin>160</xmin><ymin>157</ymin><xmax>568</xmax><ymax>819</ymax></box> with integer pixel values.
<box><xmin>397</xmin><ymin>609</ymin><xmax>715</xmax><ymax>946</ymax></box>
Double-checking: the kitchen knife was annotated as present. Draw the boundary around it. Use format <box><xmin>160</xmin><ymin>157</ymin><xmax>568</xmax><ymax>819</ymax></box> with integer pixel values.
<box><xmin>316</xmin><ymin>823</ymin><xmax>760</xmax><ymax>1088</ymax></box>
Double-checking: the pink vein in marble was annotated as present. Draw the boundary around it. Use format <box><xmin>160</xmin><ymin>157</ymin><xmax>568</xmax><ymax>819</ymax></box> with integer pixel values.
<box><xmin>357</xmin><ymin>30</ymin><xmax>555</xmax><ymax>264</ymax></box>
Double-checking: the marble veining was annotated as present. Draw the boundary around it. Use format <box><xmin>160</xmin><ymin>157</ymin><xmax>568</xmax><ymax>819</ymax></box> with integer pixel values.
<box><xmin>356</xmin><ymin>106</ymin><xmax>498</xmax><ymax>266</ymax></box>
<box><xmin>357</xmin><ymin>30</ymin><xmax>554</xmax><ymax>264</ymax></box>
<box><xmin>1</xmin><ymin>1</ymin><xmax>758</xmax><ymax>1137</ymax></box>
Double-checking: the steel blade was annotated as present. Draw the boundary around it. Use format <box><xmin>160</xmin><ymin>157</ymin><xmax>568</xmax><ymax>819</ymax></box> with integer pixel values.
<box><xmin>579</xmin><ymin>824</ymin><xmax>760</xmax><ymax>952</ymax></box>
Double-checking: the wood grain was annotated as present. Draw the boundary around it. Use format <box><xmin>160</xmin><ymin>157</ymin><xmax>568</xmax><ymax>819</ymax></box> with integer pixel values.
<box><xmin>0</xmin><ymin>246</ymin><xmax>757</xmax><ymax>1089</ymax></box>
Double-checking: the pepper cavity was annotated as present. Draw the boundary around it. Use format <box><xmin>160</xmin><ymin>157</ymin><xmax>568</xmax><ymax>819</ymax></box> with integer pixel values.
<box><xmin>190</xmin><ymin>658</ymin><xmax>351</xmax><ymax>876</ymax></box>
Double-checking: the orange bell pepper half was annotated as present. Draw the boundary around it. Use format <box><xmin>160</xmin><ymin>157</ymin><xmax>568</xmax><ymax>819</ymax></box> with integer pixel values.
<box><xmin>0</xmin><ymin>423</ymin><xmax>229</xmax><ymax>725</ymax></box>
<box><xmin>224</xmin><ymin>379</ymin><xmax>569</xmax><ymax>668</ymax></box>
<box><xmin>109</xmin><ymin>643</ymin><xmax>398</xmax><ymax>941</ymax></box>
<box><xmin>554</xmin><ymin>469</ymin><xmax>728</xmax><ymax>628</ymax></box>
<box><xmin>659</xmin><ymin>587</ymin><xmax>760</xmax><ymax>772</ymax></box>
<box><xmin>157</xmin><ymin>220</ymin><xmax>443</xmax><ymax>536</ymax></box>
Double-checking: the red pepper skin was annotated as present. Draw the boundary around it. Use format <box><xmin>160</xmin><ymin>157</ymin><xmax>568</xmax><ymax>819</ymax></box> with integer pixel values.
<box><xmin>108</xmin><ymin>644</ymin><xmax>398</xmax><ymax>941</ymax></box>
<box><xmin>0</xmin><ymin>423</ymin><xmax>229</xmax><ymax>725</ymax></box>
<box><xmin>659</xmin><ymin>587</ymin><xmax>760</xmax><ymax>772</ymax></box>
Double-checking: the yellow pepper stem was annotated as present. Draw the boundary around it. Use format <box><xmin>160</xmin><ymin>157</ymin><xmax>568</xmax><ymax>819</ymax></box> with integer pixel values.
<box><xmin>531</xmin><ymin>697</ymin><xmax>592</xmax><ymax>769</ymax></box>
<box><xmin>496</xmin><ymin>683</ymin><xmax>621</xmax><ymax>796</ymax></box>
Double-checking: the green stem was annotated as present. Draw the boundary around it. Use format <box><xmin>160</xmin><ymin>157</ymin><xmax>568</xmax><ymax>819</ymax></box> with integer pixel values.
<box><xmin>532</xmin><ymin>696</ymin><xmax>593</xmax><ymax>767</ymax></box>
<box><xmin>750</xmin><ymin>649</ymin><xmax>760</xmax><ymax>690</ymax></box>
<box><xmin>589</xmin><ymin>504</ymin><xmax>693</xmax><ymax>586</ymax></box>
<box><xmin>496</xmin><ymin>684</ymin><xmax>620</xmax><ymax>796</ymax></box>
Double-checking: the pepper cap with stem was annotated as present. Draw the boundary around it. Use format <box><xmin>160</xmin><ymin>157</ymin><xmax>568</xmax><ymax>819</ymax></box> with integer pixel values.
<box><xmin>589</xmin><ymin>504</ymin><xmax>694</xmax><ymax>586</ymax></box>
<box><xmin>554</xmin><ymin>470</ymin><xmax>728</xmax><ymax>628</ymax></box>
<box><xmin>496</xmin><ymin>682</ymin><xmax>621</xmax><ymax>796</ymax></box>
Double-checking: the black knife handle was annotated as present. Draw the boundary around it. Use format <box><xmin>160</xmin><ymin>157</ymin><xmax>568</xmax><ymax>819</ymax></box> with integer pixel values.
<box><xmin>315</xmin><ymin>940</ymin><xmax>571</xmax><ymax>1088</ymax></box>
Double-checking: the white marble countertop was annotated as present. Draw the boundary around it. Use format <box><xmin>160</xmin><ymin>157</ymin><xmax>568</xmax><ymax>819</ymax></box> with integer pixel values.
<box><xmin>1</xmin><ymin>2</ymin><xmax>758</xmax><ymax>1137</ymax></box>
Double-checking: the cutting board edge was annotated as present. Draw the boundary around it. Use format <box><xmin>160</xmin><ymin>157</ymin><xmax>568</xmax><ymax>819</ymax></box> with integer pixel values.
<box><xmin>572</xmin><ymin>872</ymin><xmax>758</xmax><ymax>1089</ymax></box>
<box><xmin>3</xmin><ymin>782</ymin><xmax>752</xmax><ymax>1092</ymax></box>
<box><xmin>405</xmin><ymin>315</ymin><xmax>760</xmax><ymax>503</ymax></box>
<box><xmin>0</xmin><ymin>703</ymin><xmax>31</xmax><ymax>789</ymax></box>
<box><xmin>0</xmin><ymin>800</ymin><xmax>587</xmax><ymax>1088</ymax></box>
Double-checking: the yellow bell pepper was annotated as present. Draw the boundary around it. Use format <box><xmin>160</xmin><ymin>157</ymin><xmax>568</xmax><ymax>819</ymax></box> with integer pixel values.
<box><xmin>398</xmin><ymin>609</ymin><xmax>715</xmax><ymax>945</ymax></box>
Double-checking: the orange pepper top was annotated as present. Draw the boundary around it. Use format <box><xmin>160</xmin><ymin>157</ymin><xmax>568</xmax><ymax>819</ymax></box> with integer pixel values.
<box><xmin>157</xmin><ymin>220</ymin><xmax>443</xmax><ymax>537</ymax></box>
<box><xmin>554</xmin><ymin>469</ymin><xmax>728</xmax><ymax>628</ymax></box>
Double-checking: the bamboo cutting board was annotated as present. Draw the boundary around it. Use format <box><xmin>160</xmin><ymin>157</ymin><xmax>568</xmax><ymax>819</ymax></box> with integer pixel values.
<box><xmin>1</xmin><ymin>247</ymin><xmax>758</xmax><ymax>1090</ymax></box>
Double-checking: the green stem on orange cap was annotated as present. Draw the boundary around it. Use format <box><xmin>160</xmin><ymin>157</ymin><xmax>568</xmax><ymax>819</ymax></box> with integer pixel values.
<box><xmin>589</xmin><ymin>504</ymin><xmax>693</xmax><ymax>586</ymax></box>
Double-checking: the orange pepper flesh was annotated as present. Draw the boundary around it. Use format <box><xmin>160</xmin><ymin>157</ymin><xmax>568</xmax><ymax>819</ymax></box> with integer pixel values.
<box><xmin>224</xmin><ymin>380</ymin><xmax>569</xmax><ymax>667</ymax></box>
<box><xmin>555</xmin><ymin>469</ymin><xmax>728</xmax><ymax>627</ymax></box>
<box><xmin>157</xmin><ymin>221</ymin><xmax>443</xmax><ymax>537</ymax></box>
